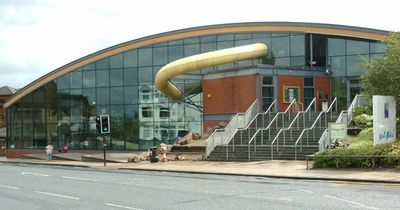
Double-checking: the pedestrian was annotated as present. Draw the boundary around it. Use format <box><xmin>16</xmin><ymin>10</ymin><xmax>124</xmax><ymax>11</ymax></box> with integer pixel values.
<box><xmin>45</xmin><ymin>142</ymin><xmax>54</xmax><ymax>161</ymax></box>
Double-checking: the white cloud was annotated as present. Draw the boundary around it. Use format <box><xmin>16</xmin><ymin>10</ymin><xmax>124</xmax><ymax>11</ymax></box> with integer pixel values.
<box><xmin>0</xmin><ymin>0</ymin><xmax>399</xmax><ymax>88</ymax></box>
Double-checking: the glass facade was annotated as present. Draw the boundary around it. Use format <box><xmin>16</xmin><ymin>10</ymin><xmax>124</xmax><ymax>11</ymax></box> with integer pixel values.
<box><xmin>6</xmin><ymin>27</ymin><xmax>386</xmax><ymax>151</ymax></box>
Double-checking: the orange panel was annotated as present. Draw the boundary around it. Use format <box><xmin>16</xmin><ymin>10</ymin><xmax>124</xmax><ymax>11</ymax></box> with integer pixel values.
<box><xmin>203</xmin><ymin>75</ymin><xmax>257</xmax><ymax>115</ymax></box>
<box><xmin>314</xmin><ymin>77</ymin><xmax>331</xmax><ymax>111</ymax></box>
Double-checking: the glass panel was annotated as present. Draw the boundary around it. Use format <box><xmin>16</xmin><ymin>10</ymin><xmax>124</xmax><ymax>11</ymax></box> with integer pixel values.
<box><xmin>200</xmin><ymin>35</ymin><xmax>216</xmax><ymax>43</ymax></box>
<box><xmin>304</xmin><ymin>78</ymin><xmax>313</xmax><ymax>87</ymax></box>
<box><xmin>83</xmin><ymin>71</ymin><xmax>95</xmax><ymax>88</ymax></box>
<box><xmin>217</xmin><ymin>41</ymin><xmax>234</xmax><ymax>50</ymax></box>
<box><xmin>184</xmin><ymin>44</ymin><xmax>200</xmax><ymax>57</ymax></box>
<box><xmin>235</xmin><ymin>39</ymin><xmax>252</xmax><ymax>47</ymax></box>
<box><xmin>331</xmin><ymin>77</ymin><xmax>347</xmax><ymax>111</ymax></box>
<box><xmin>328</xmin><ymin>38</ymin><xmax>346</xmax><ymax>56</ymax></box>
<box><xmin>272</xmin><ymin>36</ymin><xmax>290</xmax><ymax>57</ymax></box>
<box><xmin>235</xmin><ymin>33</ymin><xmax>252</xmax><ymax>40</ymax></box>
<box><xmin>217</xmin><ymin>34</ymin><xmax>234</xmax><ymax>41</ymax></box>
<box><xmin>139</xmin><ymin>122</ymin><xmax>154</xmax><ymax>150</ymax></box>
<box><xmin>110</xmin><ymin>68</ymin><xmax>123</xmax><ymax>86</ymax></box>
<box><xmin>96</xmin><ymin>70</ymin><xmax>109</xmax><ymax>87</ymax></box>
<box><xmin>200</xmin><ymin>42</ymin><xmax>216</xmax><ymax>53</ymax></box>
<box><xmin>70</xmin><ymin>71</ymin><xmax>82</xmax><ymax>89</ymax></box>
<box><xmin>153</xmin><ymin>47</ymin><xmax>168</xmax><ymax>65</ymax></box>
<box><xmin>138</xmin><ymin>67</ymin><xmax>153</xmax><ymax>84</ymax></box>
<box><xmin>262</xmin><ymin>86</ymin><xmax>274</xmax><ymax>97</ymax></box>
<box><xmin>83</xmin><ymin>63</ymin><xmax>95</xmax><ymax>71</ymax></box>
<box><xmin>263</xmin><ymin>76</ymin><xmax>273</xmax><ymax>85</ymax></box>
<box><xmin>57</xmin><ymin>74</ymin><xmax>70</xmax><ymax>89</ymax></box>
<box><xmin>185</xmin><ymin>105</ymin><xmax>201</xmax><ymax>122</ymax></box>
<box><xmin>347</xmin><ymin>54</ymin><xmax>369</xmax><ymax>76</ymax></box>
<box><xmin>110</xmin><ymin>87</ymin><xmax>124</xmax><ymax>104</ymax></box>
<box><xmin>275</xmin><ymin>57</ymin><xmax>290</xmax><ymax>66</ymax></box>
<box><xmin>304</xmin><ymin>88</ymin><xmax>314</xmax><ymax>98</ymax></box>
<box><xmin>96</xmin><ymin>58</ymin><xmax>109</xmax><ymax>70</ymax></box>
<box><xmin>138</xmin><ymin>48</ymin><xmax>152</xmax><ymax>66</ymax></box>
<box><xmin>34</xmin><ymin>123</ymin><xmax>47</xmax><ymax>147</ymax></box>
<box><xmin>70</xmin><ymin>89</ymin><xmax>83</xmax><ymax>106</ymax></box>
<box><xmin>370</xmin><ymin>42</ymin><xmax>386</xmax><ymax>53</ymax></box>
<box><xmin>168</xmin><ymin>40</ymin><xmax>183</xmax><ymax>46</ymax></box>
<box><xmin>184</xmin><ymin>37</ymin><xmax>199</xmax><ymax>44</ymax></box>
<box><xmin>291</xmin><ymin>56</ymin><xmax>305</xmax><ymax>66</ymax></box>
<box><xmin>168</xmin><ymin>45</ymin><xmax>184</xmax><ymax>62</ymax></box>
<box><xmin>329</xmin><ymin>56</ymin><xmax>346</xmax><ymax>77</ymax></box>
<box><xmin>71</xmin><ymin>106</ymin><xmax>83</xmax><ymax>123</ymax></box>
<box><xmin>111</xmin><ymin>105</ymin><xmax>124</xmax><ymax>122</ymax></box>
<box><xmin>262</xmin><ymin>97</ymin><xmax>275</xmax><ymax>112</ymax></box>
<box><xmin>22</xmin><ymin>108</ymin><xmax>33</xmax><ymax>124</ymax></box>
<box><xmin>124</xmin><ymin>50</ymin><xmax>138</xmax><ymax>67</ymax></box>
<box><xmin>346</xmin><ymin>40</ymin><xmax>369</xmax><ymax>55</ymax></box>
<box><xmin>124</xmin><ymin>86</ymin><xmax>138</xmax><ymax>104</ymax></box>
<box><xmin>124</xmin><ymin>67</ymin><xmax>138</xmax><ymax>86</ymax></box>
<box><xmin>33</xmin><ymin>87</ymin><xmax>46</xmax><ymax>107</ymax></box>
<box><xmin>96</xmin><ymin>87</ymin><xmax>109</xmax><ymax>105</ymax></box>
<box><xmin>290</xmin><ymin>35</ymin><xmax>305</xmax><ymax>56</ymax></box>
<box><xmin>83</xmin><ymin>88</ymin><xmax>96</xmax><ymax>106</ymax></box>
<box><xmin>110</xmin><ymin>53</ymin><xmax>123</xmax><ymax>69</ymax></box>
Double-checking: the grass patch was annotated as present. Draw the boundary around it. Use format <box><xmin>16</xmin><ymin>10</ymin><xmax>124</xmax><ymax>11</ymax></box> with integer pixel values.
<box><xmin>314</xmin><ymin>128</ymin><xmax>400</xmax><ymax>168</ymax></box>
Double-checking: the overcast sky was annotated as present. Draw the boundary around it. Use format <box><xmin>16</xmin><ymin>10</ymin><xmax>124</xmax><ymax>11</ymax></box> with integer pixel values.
<box><xmin>1</xmin><ymin>0</ymin><xmax>399</xmax><ymax>88</ymax></box>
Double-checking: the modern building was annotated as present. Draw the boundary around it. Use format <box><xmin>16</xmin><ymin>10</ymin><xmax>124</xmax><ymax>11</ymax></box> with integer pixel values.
<box><xmin>3</xmin><ymin>22</ymin><xmax>388</xmax><ymax>157</ymax></box>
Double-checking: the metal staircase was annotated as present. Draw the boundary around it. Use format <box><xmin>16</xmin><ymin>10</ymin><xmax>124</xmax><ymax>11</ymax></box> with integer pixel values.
<box><xmin>207</xmin><ymin>97</ymin><xmax>340</xmax><ymax>161</ymax></box>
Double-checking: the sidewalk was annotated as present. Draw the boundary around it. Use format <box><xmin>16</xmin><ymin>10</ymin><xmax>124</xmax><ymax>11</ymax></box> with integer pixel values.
<box><xmin>1</xmin><ymin>156</ymin><xmax>400</xmax><ymax>184</ymax></box>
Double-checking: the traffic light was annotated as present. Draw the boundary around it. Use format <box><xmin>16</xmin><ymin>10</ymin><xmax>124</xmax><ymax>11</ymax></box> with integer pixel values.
<box><xmin>100</xmin><ymin>115</ymin><xmax>110</xmax><ymax>134</ymax></box>
<box><xmin>96</xmin><ymin>116</ymin><xmax>101</xmax><ymax>133</ymax></box>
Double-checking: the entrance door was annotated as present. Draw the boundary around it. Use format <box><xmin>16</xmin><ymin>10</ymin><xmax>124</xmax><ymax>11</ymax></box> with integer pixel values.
<box><xmin>347</xmin><ymin>78</ymin><xmax>361</xmax><ymax>107</ymax></box>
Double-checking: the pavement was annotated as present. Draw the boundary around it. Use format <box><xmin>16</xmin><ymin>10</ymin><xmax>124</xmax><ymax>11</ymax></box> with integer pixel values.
<box><xmin>1</xmin><ymin>153</ymin><xmax>400</xmax><ymax>184</ymax></box>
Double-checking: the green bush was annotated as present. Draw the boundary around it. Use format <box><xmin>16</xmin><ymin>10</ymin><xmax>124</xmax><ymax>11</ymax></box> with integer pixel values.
<box><xmin>353</xmin><ymin>114</ymin><xmax>373</xmax><ymax>128</ymax></box>
<box><xmin>313</xmin><ymin>128</ymin><xmax>400</xmax><ymax>168</ymax></box>
<box><xmin>354</xmin><ymin>106</ymin><xmax>372</xmax><ymax>116</ymax></box>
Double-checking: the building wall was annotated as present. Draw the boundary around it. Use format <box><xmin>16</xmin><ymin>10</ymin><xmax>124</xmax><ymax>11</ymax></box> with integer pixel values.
<box><xmin>277</xmin><ymin>76</ymin><xmax>304</xmax><ymax>112</ymax></box>
<box><xmin>203</xmin><ymin>75</ymin><xmax>257</xmax><ymax>115</ymax></box>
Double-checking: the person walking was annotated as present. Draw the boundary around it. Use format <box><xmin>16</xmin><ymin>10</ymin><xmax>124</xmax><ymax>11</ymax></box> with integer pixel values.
<box><xmin>45</xmin><ymin>142</ymin><xmax>54</xmax><ymax>161</ymax></box>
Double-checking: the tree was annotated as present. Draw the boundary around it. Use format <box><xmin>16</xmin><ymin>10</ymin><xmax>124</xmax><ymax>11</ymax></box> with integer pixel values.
<box><xmin>361</xmin><ymin>32</ymin><xmax>400</xmax><ymax>115</ymax></box>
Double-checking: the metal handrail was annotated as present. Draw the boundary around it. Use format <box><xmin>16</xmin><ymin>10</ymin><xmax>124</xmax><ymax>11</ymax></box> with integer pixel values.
<box><xmin>226</xmin><ymin>99</ymin><xmax>276</xmax><ymax>147</ymax></box>
<box><xmin>205</xmin><ymin>99</ymin><xmax>259</xmax><ymax>158</ymax></box>
<box><xmin>270</xmin><ymin>98</ymin><xmax>316</xmax><ymax>160</ymax></box>
<box><xmin>317</xmin><ymin>94</ymin><xmax>370</xmax><ymax>151</ymax></box>
<box><xmin>225</xmin><ymin>100</ymin><xmax>276</xmax><ymax>159</ymax></box>
<box><xmin>246</xmin><ymin>99</ymin><xmax>297</xmax><ymax>160</ymax></box>
<box><xmin>294</xmin><ymin>97</ymin><xmax>337</xmax><ymax>160</ymax></box>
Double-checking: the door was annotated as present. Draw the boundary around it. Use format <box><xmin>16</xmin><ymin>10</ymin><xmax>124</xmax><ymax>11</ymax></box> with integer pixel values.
<box><xmin>347</xmin><ymin>78</ymin><xmax>361</xmax><ymax>107</ymax></box>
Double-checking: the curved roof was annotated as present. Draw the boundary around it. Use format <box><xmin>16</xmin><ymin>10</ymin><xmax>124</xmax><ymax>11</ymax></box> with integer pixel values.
<box><xmin>4</xmin><ymin>22</ymin><xmax>389</xmax><ymax>108</ymax></box>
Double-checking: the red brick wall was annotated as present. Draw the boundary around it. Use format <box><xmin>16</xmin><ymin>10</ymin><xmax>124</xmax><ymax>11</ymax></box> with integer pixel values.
<box><xmin>277</xmin><ymin>76</ymin><xmax>303</xmax><ymax>112</ymax></box>
<box><xmin>314</xmin><ymin>77</ymin><xmax>331</xmax><ymax>111</ymax></box>
<box><xmin>203</xmin><ymin>75</ymin><xmax>257</xmax><ymax>114</ymax></box>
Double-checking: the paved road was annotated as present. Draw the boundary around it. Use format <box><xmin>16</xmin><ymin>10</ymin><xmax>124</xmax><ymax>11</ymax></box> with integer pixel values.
<box><xmin>0</xmin><ymin>164</ymin><xmax>399</xmax><ymax>210</ymax></box>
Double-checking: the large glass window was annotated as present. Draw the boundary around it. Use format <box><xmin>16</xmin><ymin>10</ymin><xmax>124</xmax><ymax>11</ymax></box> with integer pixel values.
<box><xmin>124</xmin><ymin>50</ymin><xmax>138</xmax><ymax>67</ymax></box>
<box><xmin>124</xmin><ymin>68</ymin><xmax>138</xmax><ymax>86</ymax></box>
<box><xmin>83</xmin><ymin>71</ymin><xmax>95</xmax><ymax>88</ymax></box>
<box><xmin>110</xmin><ymin>69</ymin><xmax>123</xmax><ymax>86</ymax></box>
<box><xmin>138</xmin><ymin>48</ymin><xmax>153</xmax><ymax>66</ymax></box>
<box><xmin>329</xmin><ymin>56</ymin><xmax>346</xmax><ymax>77</ymax></box>
<box><xmin>347</xmin><ymin>54</ymin><xmax>369</xmax><ymax>76</ymax></box>
<box><xmin>168</xmin><ymin>45</ymin><xmax>184</xmax><ymax>62</ymax></box>
<box><xmin>262</xmin><ymin>76</ymin><xmax>275</xmax><ymax>111</ymax></box>
<box><xmin>346</xmin><ymin>40</ymin><xmax>369</xmax><ymax>55</ymax></box>
<box><xmin>328</xmin><ymin>38</ymin><xmax>346</xmax><ymax>56</ymax></box>
<box><xmin>272</xmin><ymin>35</ymin><xmax>290</xmax><ymax>57</ymax></box>
<box><xmin>70</xmin><ymin>71</ymin><xmax>82</xmax><ymax>89</ymax></box>
<box><xmin>153</xmin><ymin>47</ymin><xmax>168</xmax><ymax>65</ymax></box>
<box><xmin>96</xmin><ymin>70</ymin><xmax>109</xmax><ymax>87</ymax></box>
<box><xmin>110</xmin><ymin>53</ymin><xmax>123</xmax><ymax>69</ymax></box>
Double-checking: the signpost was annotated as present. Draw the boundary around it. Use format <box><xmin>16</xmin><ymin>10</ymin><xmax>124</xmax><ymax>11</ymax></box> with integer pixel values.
<box><xmin>329</xmin><ymin>123</ymin><xmax>347</xmax><ymax>147</ymax></box>
<box><xmin>373</xmin><ymin>96</ymin><xmax>396</xmax><ymax>146</ymax></box>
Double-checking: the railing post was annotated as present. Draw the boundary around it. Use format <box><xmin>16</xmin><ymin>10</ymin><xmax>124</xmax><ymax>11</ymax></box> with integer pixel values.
<box><xmin>261</xmin><ymin>130</ymin><xmax>264</xmax><ymax>146</ymax></box>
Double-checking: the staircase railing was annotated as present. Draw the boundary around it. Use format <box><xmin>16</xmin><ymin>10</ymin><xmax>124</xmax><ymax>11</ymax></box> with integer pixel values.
<box><xmin>318</xmin><ymin>94</ymin><xmax>370</xmax><ymax>151</ymax></box>
<box><xmin>205</xmin><ymin>99</ymin><xmax>259</xmax><ymax>158</ymax></box>
<box><xmin>246</xmin><ymin>99</ymin><xmax>297</xmax><ymax>160</ymax></box>
<box><xmin>227</xmin><ymin>100</ymin><xmax>276</xmax><ymax>153</ymax></box>
<box><xmin>270</xmin><ymin>98</ymin><xmax>316</xmax><ymax>160</ymax></box>
<box><xmin>294</xmin><ymin>97</ymin><xmax>337</xmax><ymax>160</ymax></box>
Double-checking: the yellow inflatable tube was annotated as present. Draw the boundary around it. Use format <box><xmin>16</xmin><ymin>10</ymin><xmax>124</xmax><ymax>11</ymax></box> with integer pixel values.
<box><xmin>155</xmin><ymin>43</ymin><xmax>268</xmax><ymax>100</ymax></box>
